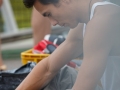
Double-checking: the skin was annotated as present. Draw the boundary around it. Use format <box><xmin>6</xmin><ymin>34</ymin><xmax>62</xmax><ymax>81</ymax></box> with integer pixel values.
<box><xmin>34</xmin><ymin>0</ymin><xmax>86</xmax><ymax>28</ymax></box>
<box><xmin>31</xmin><ymin>8</ymin><xmax>51</xmax><ymax>45</ymax></box>
<box><xmin>0</xmin><ymin>0</ymin><xmax>2</xmax><ymax>6</ymax></box>
<box><xmin>16</xmin><ymin>0</ymin><xmax>120</xmax><ymax>90</ymax></box>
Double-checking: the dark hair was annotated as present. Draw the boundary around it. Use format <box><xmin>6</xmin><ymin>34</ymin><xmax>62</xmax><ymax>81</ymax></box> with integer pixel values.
<box><xmin>23</xmin><ymin>0</ymin><xmax>59</xmax><ymax>8</ymax></box>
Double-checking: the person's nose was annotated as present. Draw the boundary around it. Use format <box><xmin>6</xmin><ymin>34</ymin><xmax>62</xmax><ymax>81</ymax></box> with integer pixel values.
<box><xmin>49</xmin><ymin>18</ymin><xmax>58</xmax><ymax>26</ymax></box>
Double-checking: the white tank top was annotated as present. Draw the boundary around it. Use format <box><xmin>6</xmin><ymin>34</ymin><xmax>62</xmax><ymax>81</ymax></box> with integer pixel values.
<box><xmin>83</xmin><ymin>1</ymin><xmax>120</xmax><ymax>90</ymax></box>
<box><xmin>83</xmin><ymin>1</ymin><xmax>119</xmax><ymax>37</ymax></box>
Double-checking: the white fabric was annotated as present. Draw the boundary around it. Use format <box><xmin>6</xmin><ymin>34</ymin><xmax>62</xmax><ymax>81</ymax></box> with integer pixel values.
<box><xmin>44</xmin><ymin>34</ymin><xmax>50</xmax><ymax>40</ymax></box>
<box><xmin>83</xmin><ymin>1</ymin><xmax>120</xmax><ymax>90</ymax></box>
<box><xmin>90</xmin><ymin>1</ymin><xmax>119</xmax><ymax>20</ymax></box>
<box><xmin>83</xmin><ymin>23</ymin><xmax>86</xmax><ymax>37</ymax></box>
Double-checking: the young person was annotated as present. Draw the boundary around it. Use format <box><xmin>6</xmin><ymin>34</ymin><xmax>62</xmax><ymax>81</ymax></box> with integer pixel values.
<box><xmin>31</xmin><ymin>8</ymin><xmax>51</xmax><ymax>45</ymax></box>
<box><xmin>16</xmin><ymin>0</ymin><xmax>120</xmax><ymax>90</ymax></box>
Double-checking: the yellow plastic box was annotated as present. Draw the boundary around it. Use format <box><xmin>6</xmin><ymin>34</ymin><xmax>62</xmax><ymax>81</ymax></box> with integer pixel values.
<box><xmin>21</xmin><ymin>49</ymin><xmax>50</xmax><ymax>65</ymax></box>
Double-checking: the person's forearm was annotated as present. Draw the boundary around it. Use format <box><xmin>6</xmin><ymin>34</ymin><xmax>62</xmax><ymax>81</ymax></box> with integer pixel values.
<box><xmin>16</xmin><ymin>35</ymin><xmax>83</xmax><ymax>89</ymax></box>
<box><xmin>16</xmin><ymin>57</ymin><xmax>57</xmax><ymax>90</ymax></box>
<box><xmin>72</xmin><ymin>57</ymin><xmax>106</xmax><ymax>90</ymax></box>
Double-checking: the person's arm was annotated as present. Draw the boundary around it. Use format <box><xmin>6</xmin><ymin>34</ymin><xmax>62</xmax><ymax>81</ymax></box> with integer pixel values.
<box><xmin>16</xmin><ymin>23</ymin><xmax>84</xmax><ymax>90</ymax></box>
<box><xmin>31</xmin><ymin>8</ymin><xmax>51</xmax><ymax>45</ymax></box>
<box><xmin>72</xmin><ymin>11</ymin><xmax>116</xmax><ymax>90</ymax></box>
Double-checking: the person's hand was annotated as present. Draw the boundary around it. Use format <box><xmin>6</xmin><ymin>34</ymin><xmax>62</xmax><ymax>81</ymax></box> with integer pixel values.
<box><xmin>0</xmin><ymin>0</ymin><xmax>2</xmax><ymax>7</ymax></box>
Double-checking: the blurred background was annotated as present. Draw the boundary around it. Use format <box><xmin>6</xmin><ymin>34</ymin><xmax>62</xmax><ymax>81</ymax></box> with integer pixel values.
<box><xmin>0</xmin><ymin>0</ymin><xmax>69</xmax><ymax>69</ymax></box>
<box><xmin>0</xmin><ymin>0</ymin><xmax>119</xmax><ymax>69</ymax></box>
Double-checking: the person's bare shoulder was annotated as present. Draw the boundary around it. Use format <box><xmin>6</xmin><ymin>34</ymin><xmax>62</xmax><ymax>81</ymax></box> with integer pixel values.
<box><xmin>93</xmin><ymin>3</ymin><xmax>120</xmax><ymax>24</ymax></box>
<box><xmin>84</xmin><ymin>4</ymin><xmax>120</xmax><ymax>56</ymax></box>
<box><xmin>89</xmin><ymin>3</ymin><xmax>120</xmax><ymax>33</ymax></box>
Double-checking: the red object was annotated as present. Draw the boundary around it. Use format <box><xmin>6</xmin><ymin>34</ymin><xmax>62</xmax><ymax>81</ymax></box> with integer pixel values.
<box><xmin>33</xmin><ymin>40</ymin><xmax>57</xmax><ymax>54</ymax></box>
<box><xmin>67</xmin><ymin>61</ymin><xmax>76</xmax><ymax>68</ymax></box>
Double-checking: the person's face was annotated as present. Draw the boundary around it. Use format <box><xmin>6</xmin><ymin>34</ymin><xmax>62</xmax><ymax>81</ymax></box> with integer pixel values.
<box><xmin>34</xmin><ymin>0</ymin><xmax>80</xmax><ymax>28</ymax></box>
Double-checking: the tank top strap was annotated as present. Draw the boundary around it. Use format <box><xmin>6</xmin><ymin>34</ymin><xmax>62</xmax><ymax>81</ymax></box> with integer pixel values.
<box><xmin>83</xmin><ymin>1</ymin><xmax>119</xmax><ymax>38</ymax></box>
<box><xmin>90</xmin><ymin>1</ymin><xmax>118</xmax><ymax>20</ymax></box>
<box><xmin>83</xmin><ymin>23</ymin><xmax>86</xmax><ymax>37</ymax></box>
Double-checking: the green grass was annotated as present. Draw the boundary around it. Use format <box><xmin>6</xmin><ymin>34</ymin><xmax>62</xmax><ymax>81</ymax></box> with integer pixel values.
<box><xmin>0</xmin><ymin>11</ymin><xmax>4</xmax><ymax>32</ymax></box>
<box><xmin>0</xmin><ymin>0</ymin><xmax>32</xmax><ymax>31</ymax></box>
<box><xmin>2</xmin><ymin>48</ymin><xmax>30</xmax><ymax>60</ymax></box>
<box><xmin>10</xmin><ymin>0</ymin><xmax>32</xmax><ymax>29</ymax></box>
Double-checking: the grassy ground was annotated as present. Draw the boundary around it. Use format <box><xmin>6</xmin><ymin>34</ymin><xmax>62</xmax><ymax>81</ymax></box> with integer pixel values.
<box><xmin>0</xmin><ymin>0</ymin><xmax>32</xmax><ymax>32</ymax></box>
<box><xmin>0</xmin><ymin>1</ymin><xmax>32</xmax><ymax>60</ymax></box>
<box><xmin>0</xmin><ymin>11</ymin><xmax>4</xmax><ymax>32</ymax></box>
<box><xmin>2</xmin><ymin>48</ymin><xmax>30</xmax><ymax>60</ymax></box>
<box><xmin>10</xmin><ymin>0</ymin><xmax>32</xmax><ymax>29</ymax></box>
